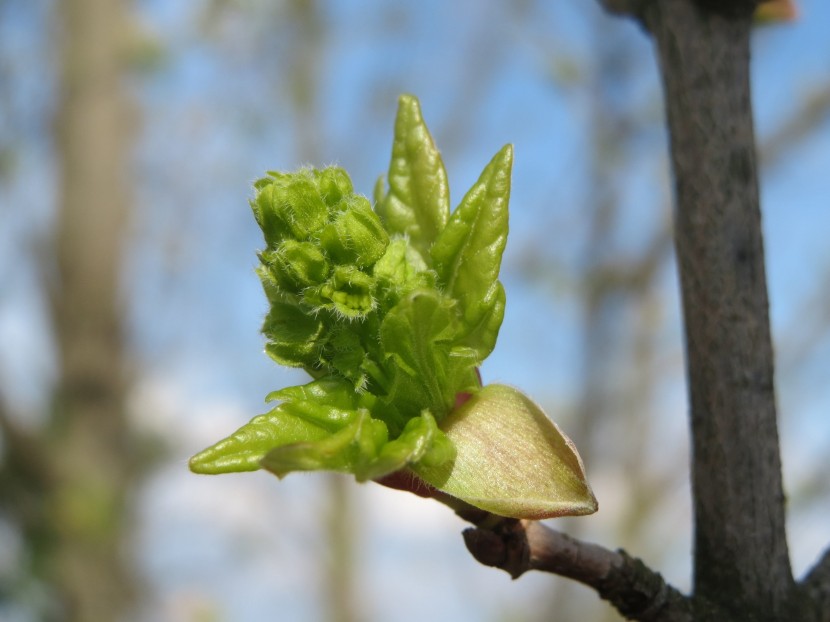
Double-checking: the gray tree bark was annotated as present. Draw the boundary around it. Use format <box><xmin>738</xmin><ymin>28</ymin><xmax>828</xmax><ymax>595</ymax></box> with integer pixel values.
<box><xmin>643</xmin><ymin>1</ymin><xmax>793</xmax><ymax>619</ymax></box>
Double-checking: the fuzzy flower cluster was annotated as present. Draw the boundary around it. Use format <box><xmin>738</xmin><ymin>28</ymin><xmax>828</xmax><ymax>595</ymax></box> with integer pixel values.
<box><xmin>252</xmin><ymin>166</ymin><xmax>467</xmax><ymax>421</ymax></box>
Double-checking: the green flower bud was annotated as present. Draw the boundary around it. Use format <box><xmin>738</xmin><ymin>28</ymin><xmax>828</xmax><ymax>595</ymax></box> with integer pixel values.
<box><xmin>319</xmin><ymin>196</ymin><xmax>389</xmax><ymax>267</ymax></box>
<box><xmin>251</xmin><ymin>184</ymin><xmax>284</xmax><ymax>248</ymax></box>
<box><xmin>306</xmin><ymin>265</ymin><xmax>377</xmax><ymax>319</ymax></box>
<box><xmin>264</xmin><ymin>240</ymin><xmax>330</xmax><ymax>291</ymax></box>
<box><xmin>316</xmin><ymin>167</ymin><xmax>354</xmax><ymax>208</ymax></box>
<box><xmin>327</xmin><ymin>329</ymin><xmax>369</xmax><ymax>391</ymax></box>
<box><xmin>252</xmin><ymin>172</ymin><xmax>330</xmax><ymax>246</ymax></box>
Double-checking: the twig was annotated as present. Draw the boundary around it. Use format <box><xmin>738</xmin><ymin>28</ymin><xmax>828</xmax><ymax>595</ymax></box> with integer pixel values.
<box><xmin>378</xmin><ymin>460</ymin><xmax>692</xmax><ymax>620</ymax></box>
<box><xmin>645</xmin><ymin>0</ymin><xmax>794</xmax><ymax>614</ymax></box>
<box><xmin>456</xmin><ymin>509</ymin><xmax>692</xmax><ymax>622</ymax></box>
<box><xmin>599</xmin><ymin>0</ymin><xmax>650</xmax><ymax>20</ymax></box>
<box><xmin>801</xmin><ymin>547</ymin><xmax>830</xmax><ymax>616</ymax></box>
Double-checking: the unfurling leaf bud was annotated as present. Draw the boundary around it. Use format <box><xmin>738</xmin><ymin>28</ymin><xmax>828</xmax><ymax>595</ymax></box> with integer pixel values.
<box><xmin>192</xmin><ymin>95</ymin><xmax>597</xmax><ymax>525</ymax></box>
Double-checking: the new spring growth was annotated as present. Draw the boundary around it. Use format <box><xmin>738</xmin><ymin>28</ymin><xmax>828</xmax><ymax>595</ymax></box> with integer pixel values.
<box><xmin>189</xmin><ymin>95</ymin><xmax>597</xmax><ymax>519</ymax></box>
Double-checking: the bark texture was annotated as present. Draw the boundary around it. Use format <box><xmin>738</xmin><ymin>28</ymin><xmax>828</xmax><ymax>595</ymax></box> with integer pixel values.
<box><xmin>643</xmin><ymin>1</ymin><xmax>793</xmax><ymax>619</ymax></box>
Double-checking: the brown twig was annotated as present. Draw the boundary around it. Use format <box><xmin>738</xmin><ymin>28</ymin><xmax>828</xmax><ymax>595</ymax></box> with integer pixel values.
<box><xmin>801</xmin><ymin>547</ymin><xmax>830</xmax><ymax>616</ymax></box>
<box><xmin>377</xmin><ymin>457</ymin><xmax>692</xmax><ymax>621</ymax></box>
<box><xmin>459</xmin><ymin>515</ymin><xmax>692</xmax><ymax>622</ymax></box>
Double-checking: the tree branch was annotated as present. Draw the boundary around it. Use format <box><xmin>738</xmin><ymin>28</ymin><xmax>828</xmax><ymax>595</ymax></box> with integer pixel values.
<box><xmin>801</xmin><ymin>547</ymin><xmax>830</xmax><ymax>615</ymax></box>
<box><xmin>599</xmin><ymin>0</ymin><xmax>650</xmax><ymax>19</ymax></box>
<box><xmin>460</xmin><ymin>516</ymin><xmax>692</xmax><ymax>622</ymax></box>
<box><xmin>645</xmin><ymin>0</ymin><xmax>794</xmax><ymax>616</ymax></box>
<box><xmin>375</xmin><ymin>476</ymin><xmax>692</xmax><ymax>620</ymax></box>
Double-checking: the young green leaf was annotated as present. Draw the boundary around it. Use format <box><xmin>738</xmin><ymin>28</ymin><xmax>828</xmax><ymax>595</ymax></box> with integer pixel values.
<box><xmin>261</xmin><ymin>409</ymin><xmax>388</xmax><ymax>479</ymax></box>
<box><xmin>413</xmin><ymin>384</ymin><xmax>598</xmax><ymax>520</ymax></box>
<box><xmin>359</xmin><ymin>410</ymin><xmax>455</xmax><ymax>481</ymax></box>
<box><xmin>188</xmin><ymin>408</ymin><xmax>331</xmax><ymax>475</ymax></box>
<box><xmin>380</xmin><ymin>289</ymin><xmax>478</xmax><ymax>422</ymax></box>
<box><xmin>262</xmin><ymin>299</ymin><xmax>325</xmax><ymax>370</ymax></box>
<box><xmin>431</xmin><ymin>144</ymin><xmax>512</xmax><ymax>359</ymax></box>
<box><xmin>375</xmin><ymin>95</ymin><xmax>450</xmax><ymax>259</ymax></box>
<box><xmin>191</xmin><ymin>377</ymin><xmax>374</xmax><ymax>475</ymax></box>
<box><xmin>372</xmin><ymin>238</ymin><xmax>435</xmax><ymax>308</ymax></box>
<box><xmin>266</xmin><ymin>376</ymin><xmax>375</xmax><ymax>429</ymax></box>
<box><xmin>454</xmin><ymin>281</ymin><xmax>505</xmax><ymax>363</ymax></box>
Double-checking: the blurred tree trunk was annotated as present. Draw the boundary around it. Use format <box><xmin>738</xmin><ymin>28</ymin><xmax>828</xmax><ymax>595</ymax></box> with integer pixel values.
<box><xmin>46</xmin><ymin>0</ymin><xmax>137</xmax><ymax>618</ymax></box>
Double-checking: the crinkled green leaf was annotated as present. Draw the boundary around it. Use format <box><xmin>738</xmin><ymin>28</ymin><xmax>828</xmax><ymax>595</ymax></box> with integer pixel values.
<box><xmin>262</xmin><ymin>299</ymin><xmax>325</xmax><ymax>369</ymax></box>
<box><xmin>266</xmin><ymin>376</ymin><xmax>374</xmax><ymax>430</ymax></box>
<box><xmin>188</xmin><ymin>408</ymin><xmax>331</xmax><ymax>475</ymax></box>
<box><xmin>373</xmin><ymin>238</ymin><xmax>437</xmax><ymax>312</ymax></box>
<box><xmin>359</xmin><ymin>410</ymin><xmax>455</xmax><ymax>481</ymax></box>
<box><xmin>431</xmin><ymin>144</ymin><xmax>512</xmax><ymax>359</ymax></box>
<box><xmin>413</xmin><ymin>384</ymin><xmax>598</xmax><ymax>520</ymax></box>
<box><xmin>380</xmin><ymin>290</ymin><xmax>478</xmax><ymax>422</ymax></box>
<box><xmin>375</xmin><ymin>95</ymin><xmax>449</xmax><ymax>259</ymax></box>
<box><xmin>261</xmin><ymin>409</ymin><xmax>388</xmax><ymax>479</ymax></box>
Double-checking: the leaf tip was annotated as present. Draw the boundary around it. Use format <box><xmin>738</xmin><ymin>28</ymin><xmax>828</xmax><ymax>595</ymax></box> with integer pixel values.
<box><xmin>397</xmin><ymin>93</ymin><xmax>422</xmax><ymax>116</ymax></box>
<box><xmin>188</xmin><ymin>447</ymin><xmax>219</xmax><ymax>475</ymax></box>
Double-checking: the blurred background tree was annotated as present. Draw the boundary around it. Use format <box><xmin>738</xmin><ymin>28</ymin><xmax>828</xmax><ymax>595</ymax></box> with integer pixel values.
<box><xmin>1</xmin><ymin>0</ymin><xmax>139</xmax><ymax>619</ymax></box>
<box><xmin>1</xmin><ymin>1</ymin><xmax>829</xmax><ymax>621</ymax></box>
